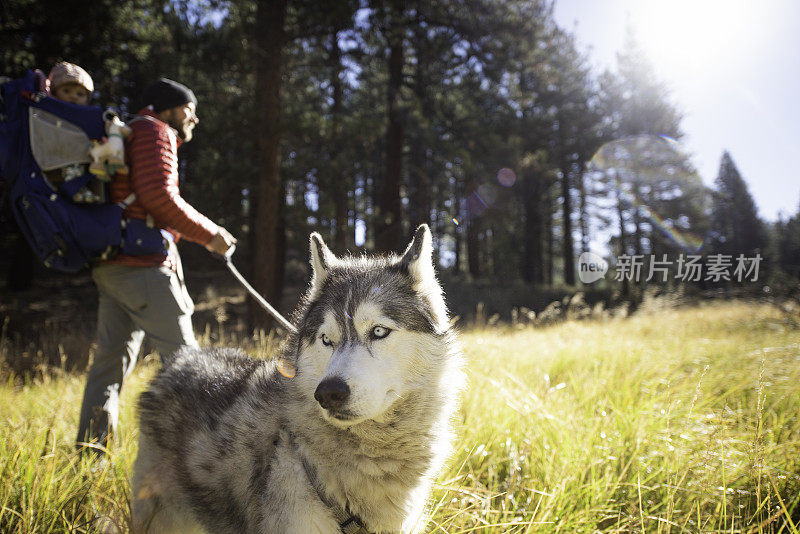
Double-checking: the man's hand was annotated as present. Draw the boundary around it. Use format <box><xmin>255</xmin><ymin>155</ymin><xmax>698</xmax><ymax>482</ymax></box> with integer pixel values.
<box><xmin>205</xmin><ymin>227</ymin><xmax>237</xmax><ymax>256</ymax></box>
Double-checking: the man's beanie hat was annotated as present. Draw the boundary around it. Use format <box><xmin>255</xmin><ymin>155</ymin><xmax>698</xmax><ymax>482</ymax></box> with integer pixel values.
<box><xmin>48</xmin><ymin>61</ymin><xmax>94</xmax><ymax>93</ymax></box>
<box><xmin>142</xmin><ymin>78</ymin><xmax>197</xmax><ymax>112</ymax></box>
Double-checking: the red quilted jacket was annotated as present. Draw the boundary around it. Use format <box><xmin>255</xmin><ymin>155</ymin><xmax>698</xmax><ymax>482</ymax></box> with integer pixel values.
<box><xmin>108</xmin><ymin>108</ymin><xmax>218</xmax><ymax>267</ymax></box>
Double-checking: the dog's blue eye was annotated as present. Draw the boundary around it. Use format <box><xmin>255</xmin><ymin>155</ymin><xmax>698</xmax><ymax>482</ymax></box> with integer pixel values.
<box><xmin>371</xmin><ymin>326</ymin><xmax>391</xmax><ymax>339</ymax></box>
<box><xmin>321</xmin><ymin>333</ymin><xmax>333</xmax><ymax>346</ymax></box>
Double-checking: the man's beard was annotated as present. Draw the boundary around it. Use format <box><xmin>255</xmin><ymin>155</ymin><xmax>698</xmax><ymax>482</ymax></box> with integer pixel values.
<box><xmin>168</xmin><ymin>116</ymin><xmax>193</xmax><ymax>142</ymax></box>
<box><xmin>178</xmin><ymin>125</ymin><xmax>193</xmax><ymax>142</ymax></box>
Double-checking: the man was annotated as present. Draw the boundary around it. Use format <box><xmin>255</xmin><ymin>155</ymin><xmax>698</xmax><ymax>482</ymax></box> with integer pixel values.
<box><xmin>76</xmin><ymin>78</ymin><xmax>236</xmax><ymax>450</ymax></box>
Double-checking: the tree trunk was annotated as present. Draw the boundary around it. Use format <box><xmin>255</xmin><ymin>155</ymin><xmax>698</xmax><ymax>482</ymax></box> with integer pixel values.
<box><xmin>545</xmin><ymin>185</ymin><xmax>554</xmax><ymax>286</ymax></box>
<box><xmin>632</xmin><ymin>182</ymin><xmax>644</xmax><ymax>257</ymax></box>
<box><xmin>409</xmin><ymin>31</ymin><xmax>431</xmax><ymax>229</ymax></box>
<box><xmin>251</xmin><ymin>0</ymin><xmax>287</xmax><ymax>331</ymax></box>
<box><xmin>489</xmin><ymin>224</ymin><xmax>501</xmax><ymax>278</ymax></box>
<box><xmin>365</xmin><ymin>176</ymin><xmax>375</xmax><ymax>247</ymax></box>
<box><xmin>328</xmin><ymin>30</ymin><xmax>349</xmax><ymax>253</ymax></box>
<box><xmin>375</xmin><ymin>0</ymin><xmax>404</xmax><ymax>253</ymax></box>
<box><xmin>521</xmin><ymin>171</ymin><xmax>546</xmax><ymax>284</ymax></box>
<box><xmin>467</xmin><ymin>215</ymin><xmax>480</xmax><ymax>278</ymax></box>
<box><xmin>452</xmin><ymin>224</ymin><xmax>462</xmax><ymax>275</ymax></box>
<box><xmin>452</xmin><ymin>180</ymin><xmax>463</xmax><ymax>275</ymax></box>
<box><xmin>615</xmin><ymin>175</ymin><xmax>630</xmax><ymax>298</ymax></box>
<box><xmin>578</xmin><ymin>169</ymin><xmax>589</xmax><ymax>254</ymax></box>
<box><xmin>561</xmin><ymin>165</ymin><xmax>575</xmax><ymax>285</ymax></box>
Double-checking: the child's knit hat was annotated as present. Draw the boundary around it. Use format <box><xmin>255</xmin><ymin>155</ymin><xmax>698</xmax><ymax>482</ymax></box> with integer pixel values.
<box><xmin>48</xmin><ymin>61</ymin><xmax>94</xmax><ymax>93</ymax></box>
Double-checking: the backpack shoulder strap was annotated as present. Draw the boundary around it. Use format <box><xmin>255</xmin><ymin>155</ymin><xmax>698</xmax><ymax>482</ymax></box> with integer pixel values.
<box><xmin>127</xmin><ymin>114</ymin><xmax>159</xmax><ymax>125</ymax></box>
<box><xmin>117</xmin><ymin>192</ymin><xmax>136</xmax><ymax>209</ymax></box>
<box><xmin>113</xmin><ymin>114</ymin><xmax>157</xmax><ymax>207</ymax></box>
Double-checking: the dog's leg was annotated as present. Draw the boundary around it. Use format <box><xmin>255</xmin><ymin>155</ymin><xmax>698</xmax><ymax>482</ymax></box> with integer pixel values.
<box><xmin>131</xmin><ymin>434</ymin><xmax>205</xmax><ymax>534</ymax></box>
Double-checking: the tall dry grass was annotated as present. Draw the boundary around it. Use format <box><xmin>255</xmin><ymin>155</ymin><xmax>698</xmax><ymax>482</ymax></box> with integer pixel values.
<box><xmin>1</xmin><ymin>301</ymin><xmax>799</xmax><ymax>533</ymax></box>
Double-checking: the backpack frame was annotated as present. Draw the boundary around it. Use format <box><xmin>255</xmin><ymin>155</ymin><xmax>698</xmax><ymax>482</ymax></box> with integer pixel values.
<box><xmin>0</xmin><ymin>70</ymin><xmax>169</xmax><ymax>273</ymax></box>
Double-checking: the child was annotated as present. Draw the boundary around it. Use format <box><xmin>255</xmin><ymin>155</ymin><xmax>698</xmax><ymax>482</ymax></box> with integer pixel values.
<box><xmin>48</xmin><ymin>61</ymin><xmax>93</xmax><ymax>105</ymax></box>
<box><xmin>45</xmin><ymin>61</ymin><xmax>103</xmax><ymax>202</ymax></box>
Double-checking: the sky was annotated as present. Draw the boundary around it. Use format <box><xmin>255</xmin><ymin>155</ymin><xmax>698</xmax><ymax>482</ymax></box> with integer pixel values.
<box><xmin>552</xmin><ymin>0</ymin><xmax>800</xmax><ymax>222</ymax></box>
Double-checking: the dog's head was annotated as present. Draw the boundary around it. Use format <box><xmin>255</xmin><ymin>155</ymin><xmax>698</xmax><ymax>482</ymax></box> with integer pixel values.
<box><xmin>292</xmin><ymin>225</ymin><xmax>451</xmax><ymax>427</ymax></box>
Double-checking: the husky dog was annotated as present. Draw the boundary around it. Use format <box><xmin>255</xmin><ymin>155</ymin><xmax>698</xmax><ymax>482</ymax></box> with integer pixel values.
<box><xmin>132</xmin><ymin>225</ymin><xmax>464</xmax><ymax>534</ymax></box>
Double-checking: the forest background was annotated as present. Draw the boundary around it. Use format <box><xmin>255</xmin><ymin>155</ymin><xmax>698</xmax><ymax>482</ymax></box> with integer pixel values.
<box><xmin>1</xmin><ymin>0</ymin><xmax>799</xmax><ymax>369</ymax></box>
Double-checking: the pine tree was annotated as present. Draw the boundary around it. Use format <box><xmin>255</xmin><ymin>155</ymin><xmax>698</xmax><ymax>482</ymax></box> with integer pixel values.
<box><xmin>595</xmin><ymin>28</ymin><xmax>686</xmax><ymax>258</ymax></box>
<box><xmin>776</xmin><ymin>199</ymin><xmax>800</xmax><ymax>279</ymax></box>
<box><xmin>709</xmin><ymin>151</ymin><xmax>766</xmax><ymax>256</ymax></box>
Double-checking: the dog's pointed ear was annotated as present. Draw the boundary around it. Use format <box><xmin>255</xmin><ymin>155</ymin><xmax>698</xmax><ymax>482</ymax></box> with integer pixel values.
<box><xmin>399</xmin><ymin>224</ymin><xmax>435</xmax><ymax>282</ymax></box>
<box><xmin>309</xmin><ymin>233</ymin><xmax>335</xmax><ymax>287</ymax></box>
<box><xmin>400</xmin><ymin>225</ymin><xmax>450</xmax><ymax>329</ymax></box>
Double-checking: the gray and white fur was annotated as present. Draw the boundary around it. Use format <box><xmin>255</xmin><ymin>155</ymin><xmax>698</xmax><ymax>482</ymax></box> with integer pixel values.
<box><xmin>131</xmin><ymin>225</ymin><xmax>465</xmax><ymax>534</ymax></box>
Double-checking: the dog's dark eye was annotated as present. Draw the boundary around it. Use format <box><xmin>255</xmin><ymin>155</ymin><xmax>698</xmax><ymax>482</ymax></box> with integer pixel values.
<box><xmin>320</xmin><ymin>333</ymin><xmax>333</xmax><ymax>346</ymax></box>
<box><xmin>370</xmin><ymin>325</ymin><xmax>391</xmax><ymax>339</ymax></box>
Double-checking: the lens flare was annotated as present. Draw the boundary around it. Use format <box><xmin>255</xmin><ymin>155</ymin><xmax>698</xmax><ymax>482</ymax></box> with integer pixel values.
<box><xmin>277</xmin><ymin>358</ymin><xmax>296</xmax><ymax>378</ymax></box>
<box><xmin>587</xmin><ymin>134</ymin><xmax>706</xmax><ymax>253</ymax></box>
<box><xmin>466</xmin><ymin>191</ymin><xmax>489</xmax><ymax>217</ymax></box>
<box><xmin>452</xmin><ymin>218</ymin><xmax>460</xmax><ymax>226</ymax></box>
<box><xmin>625</xmin><ymin>186</ymin><xmax>705</xmax><ymax>253</ymax></box>
<box><xmin>497</xmin><ymin>167</ymin><xmax>516</xmax><ymax>187</ymax></box>
<box><xmin>477</xmin><ymin>183</ymin><xmax>498</xmax><ymax>206</ymax></box>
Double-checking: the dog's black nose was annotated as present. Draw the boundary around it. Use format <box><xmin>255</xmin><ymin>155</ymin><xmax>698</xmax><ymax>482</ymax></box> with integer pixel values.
<box><xmin>315</xmin><ymin>377</ymin><xmax>350</xmax><ymax>411</ymax></box>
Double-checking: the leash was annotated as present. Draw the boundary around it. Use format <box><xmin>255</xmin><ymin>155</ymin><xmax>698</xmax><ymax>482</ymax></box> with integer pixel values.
<box><xmin>222</xmin><ymin>245</ymin><xmax>298</xmax><ymax>334</ymax></box>
<box><xmin>300</xmin><ymin>454</ymin><xmax>370</xmax><ymax>534</ymax></box>
<box><xmin>286</xmin><ymin>430</ymin><xmax>371</xmax><ymax>534</ymax></box>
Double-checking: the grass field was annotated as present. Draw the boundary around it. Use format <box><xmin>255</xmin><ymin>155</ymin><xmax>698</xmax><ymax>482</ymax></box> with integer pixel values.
<box><xmin>1</xmin><ymin>301</ymin><xmax>799</xmax><ymax>533</ymax></box>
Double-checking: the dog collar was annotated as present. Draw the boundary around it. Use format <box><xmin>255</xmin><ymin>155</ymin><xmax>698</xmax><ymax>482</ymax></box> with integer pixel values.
<box><xmin>288</xmin><ymin>431</ymin><xmax>372</xmax><ymax>534</ymax></box>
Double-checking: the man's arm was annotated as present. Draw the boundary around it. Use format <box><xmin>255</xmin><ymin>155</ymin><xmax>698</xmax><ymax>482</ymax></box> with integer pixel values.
<box><xmin>127</xmin><ymin>121</ymin><xmax>220</xmax><ymax>246</ymax></box>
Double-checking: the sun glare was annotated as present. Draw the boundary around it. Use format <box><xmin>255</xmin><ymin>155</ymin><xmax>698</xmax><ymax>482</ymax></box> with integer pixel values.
<box><xmin>631</xmin><ymin>0</ymin><xmax>767</xmax><ymax>83</ymax></box>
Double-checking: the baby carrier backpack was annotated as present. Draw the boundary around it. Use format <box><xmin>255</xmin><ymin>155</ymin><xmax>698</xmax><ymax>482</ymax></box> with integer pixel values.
<box><xmin>0</xmin><ymin>70</ymin><xmax>169</xmax><ymax>273</ymax></box>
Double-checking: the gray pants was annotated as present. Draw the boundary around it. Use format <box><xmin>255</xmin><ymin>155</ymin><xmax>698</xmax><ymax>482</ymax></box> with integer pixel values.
<box><xmin>76</xmin><ymin>261</ymin><xmax>197</xmax><ymax>448</ymax></box>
